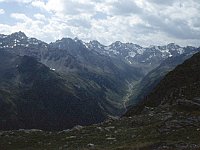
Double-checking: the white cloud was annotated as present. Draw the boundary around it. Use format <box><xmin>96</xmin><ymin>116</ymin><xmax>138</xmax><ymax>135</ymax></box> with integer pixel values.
<box><xmin>15</xmin><ymin>0</ymin><xmax>32</xmax><ymax>3</ymax></box>
<box><xmin>34</xmin><ymin>13</ymin><xmax>46</xmax><ymax>20</ymax></box>
<box><xmin>31</xmin><ymin>0</ymin><xmax>46</xmax><ymax>10</ymax></box>
<box><xmin>32</xmin><ymin>0</ymin><xmax>95</xmax><ymax>16</ymax></box>
<box><xmin>11</xmin><ymin>13</ymin><xmax>30</xmax><ymax>21</ymax></box>
<box><xmin>0</xmin><ymin>0</ymin><xmax>32</xmax><ymax>3</ymax></box>
<box><xmin>0</xmin><ymin>9</ymin><xmax>5</xmax><ymax>15</ymax></box>
<box><xmin>0</xmin><ymin>0</ymin><xmax>199</xmax><ymax>47</ymax></box>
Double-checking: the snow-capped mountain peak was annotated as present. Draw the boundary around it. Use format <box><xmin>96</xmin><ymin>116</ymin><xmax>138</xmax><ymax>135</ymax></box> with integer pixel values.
<box><xmin>10</xmin><ymin>31</ymin><xmax>27</xmax><ymax>40</ymax></box>
<box><xmin>0</xmin><ymin>32</ymin><xmax>197</xmax><ymax>73</ymax></box>
<box><xmin>0</xmin><ymin>34</ymin><xmax>8</xmax><ymax>39</ymax></box>
<box><xmin>85</xmin><ymin>40</ymin><xmax>196</xmax><ymax>69</ymax></box>
<box><xmin>0</xmin><ymin>31</ymin><xmax>47</xmax><ymax>49</ymax></box>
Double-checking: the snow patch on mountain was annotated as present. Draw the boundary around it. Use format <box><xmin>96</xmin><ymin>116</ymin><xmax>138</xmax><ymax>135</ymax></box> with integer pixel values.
<box><xmin>0</xmin><ymin>32</ymin><xmax>197</xmax><ymax>71</ymax></box>
<box><xmin>0</xmin><ymin>34</ymin><xmax>7</xmax><ymax>39</ymax></box>
<box><xmin>129</xmin><ymin>52</ymin><xmax>136</xmax><ymax>58</ymax></box>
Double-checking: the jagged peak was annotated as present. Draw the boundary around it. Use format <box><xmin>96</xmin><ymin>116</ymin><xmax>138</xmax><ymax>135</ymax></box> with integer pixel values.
<box><xmin>10</xmin><ymin>31</ymin><xmax>27</xmax><ymax>39</ymax></box>
<box><xmin>109</xmin><ymin>41</ymin><xmax>124</xmax><ymax>48</ymax></box>
<box><xmin>74</xmin><ymin>37</ymin><xmax>81</xmax><ymax>42</ymax></box>
<box><xmin>113</xmin><ymin>41</ymin><xmax>123</xmax><ymax>45</ymax></box>
<box><xmin>167</xmin><ymin>42</ymin><xmax>176</xmax><ymax>46</ymax></box>
<box><xmin>0</xmin><ymin>34</ymin><xmax>7</xmax><ymax>39</ymax></box>
<box><xmin>86</xmin><ymin>40</ymin><xmax>105</xmax><ymax>50</ymax></box>
<box><xmin>89</xmin><ymin>40</ymin><xmax>99</xmax><ymax>44</ymax></box>
<box><xmin>126</xmin><ymin>43</ymin><xmax>142</xmax><ymax>48</ymax></box>
<box><xmin>55</xmin><ymin>38</ymin><xmax>74</xmax><ymax>44</ymax></box>
<box><xmin>166</xmin><ymin>43</ymin><xmax>181</xmax><ymax>48</ymax></box>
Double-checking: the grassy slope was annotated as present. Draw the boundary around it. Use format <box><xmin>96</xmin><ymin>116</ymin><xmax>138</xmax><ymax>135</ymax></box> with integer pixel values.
<box><xmin>1</xmin><ymin>106</ymin><xmax>200</xmax><ymax>150</ymax></box>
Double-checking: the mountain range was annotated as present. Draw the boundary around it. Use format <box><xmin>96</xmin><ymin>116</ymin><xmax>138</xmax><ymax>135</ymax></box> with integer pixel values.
<box><xmin>86</xmin><ymin>40</ymin><xmax>196</xmax><ymax>74</ymax></box>
<box><xmin>1</xmin><ymin>47</ymin><xmax>200</xmax><ymax>149</ymax></box>
<box><xmin>0</xmin><ymin>31</ymin><xmax>197</xmax><ymax>74</ymax></box>
<box><xmin>0</xmin><ymin>31</ymin><xmax>199</xmax><ymax>130</ymax></box>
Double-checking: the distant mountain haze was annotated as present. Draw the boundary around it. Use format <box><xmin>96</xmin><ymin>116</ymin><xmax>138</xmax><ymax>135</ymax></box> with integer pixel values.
<box><xmin>0</xmin><ymin>32</ymin><xmax>199</xmax><ymax>130</ymax></box>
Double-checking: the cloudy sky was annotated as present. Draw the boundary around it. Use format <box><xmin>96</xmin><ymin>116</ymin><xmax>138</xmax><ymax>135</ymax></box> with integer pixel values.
<box><xmin>0</xmin><ymin>0</ymin><xmax>199</xmax><ymax>46</ymax></box>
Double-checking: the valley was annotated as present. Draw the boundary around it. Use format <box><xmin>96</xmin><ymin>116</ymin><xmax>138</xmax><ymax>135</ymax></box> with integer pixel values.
<box><xmin>0</xmin><ymin>0</ymin><xmax>199</xmax><ymax>149</ymax></box>
<box><xmin>0</xmin><ymin>32</ymin><xmax>200</xmax><ymax>149</ymax></box>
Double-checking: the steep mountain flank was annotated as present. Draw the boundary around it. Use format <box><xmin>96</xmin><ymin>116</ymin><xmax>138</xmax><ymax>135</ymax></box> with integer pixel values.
<box><xmin>0</xmin><ymin>51</ymin><xmax>108</xmax><ymax>130</ymax></box>
<box><xmin>0</xmin><ymin>32</ymin><xmax>144</xmax><ymax>117</ymax></box>
<box><xmin>125</xmin><ymin>50</ymin><xmax>200</xmax><ymax>117</ymax></box>
<box><xmin>128</xmin><ymin>47</ymin><xmax>199</xmax><ymax>106</ymax></box>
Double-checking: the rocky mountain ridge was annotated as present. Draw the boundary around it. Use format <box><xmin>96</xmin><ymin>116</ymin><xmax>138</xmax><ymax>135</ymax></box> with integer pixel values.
<box><xmin>0</xmin><ymin>32</ymin><xmax>200</xmax><ymax>149</ymax></box>
<box><xmin>0</xmin><ymin>31</ymin><xmax>199</xmax><ymax>132</ymax></box>
<box><xmin>1</xmin><ymin>32</ymin><xmax>197</xmax><ymax>73</ymax></box>
<box><xmin>0</xmin><ymin>32</ymin><xmax>144</xmax><ymax>130</ymax></box>
<box><xmin>127</xmin><ymin>48</ymin><xmax>200</xmax><ymax>106</ymax></box>
<box><xmin>86</xmin><ymin>39</ymin><xmax>196</xmax><ymax>73</ymax></box>
<box><xmin>1</xmin><ymin>51</ymin><xmax>200</xmax><ymax>149</ymax></box>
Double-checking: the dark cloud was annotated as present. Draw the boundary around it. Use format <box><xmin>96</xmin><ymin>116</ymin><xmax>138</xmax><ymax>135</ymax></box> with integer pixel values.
<box><xmin>111</xmin><ymin>0</ymin><xmax>142</xmax><ymax>16</ymax></box>
<box><xmin>141</xmin><ymin>13</ymin><xmax>200</xmax><ymax>40</ymax></box>
<box><xmin>59</xmin><ymin>1</ymin><xmax>94</xmax><ymax>15</ymax></box>
<box><xmin>68</xmin><ymin>18</ymin><xmax>91</xmax><ymax>29</ymax></box>
<box><xmin>133</xmin><ymin>23</ymin><xmax>159</xmax><ymax>35</ymax></box>
<box><xmin>147</xmin><ymin>0</ymin><xmax>175</xmax><ymax>6</ymax></box>
<box><xmin>192</xmin><ymin>17</ymin><xmax>200</xmax><ymax>28</ymax></box>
